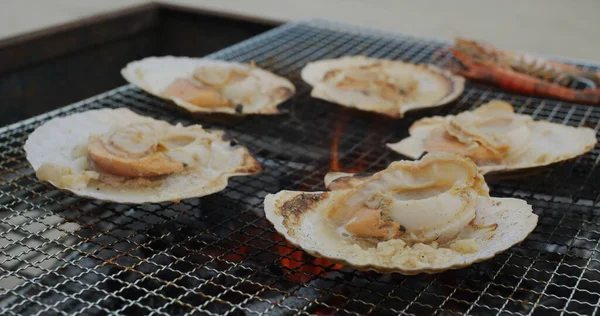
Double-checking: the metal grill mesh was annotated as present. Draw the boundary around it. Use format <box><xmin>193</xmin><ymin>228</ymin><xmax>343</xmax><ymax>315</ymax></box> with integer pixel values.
<box><xmin>2</xmin><ymin>19</ymin><xmax>600</xmax><ymax>315</ymax></box>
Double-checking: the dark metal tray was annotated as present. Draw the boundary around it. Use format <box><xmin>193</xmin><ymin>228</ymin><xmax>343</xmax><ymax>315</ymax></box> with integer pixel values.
<box><xmin>1</xmin><ymin>19</ymin><xmax>600</xmax><ymax>315</ymax></box>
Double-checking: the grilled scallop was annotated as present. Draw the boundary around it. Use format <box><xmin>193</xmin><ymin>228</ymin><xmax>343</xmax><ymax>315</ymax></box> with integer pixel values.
<box><xmin>121</xmin><ymin>56</ymin><xmax>295</xmax><ymax>115</ymax></box>
<box><xmin>387</xmin><ymin>100</ymin><xmax>597</xmax><ymax>174</ymax></box>
<box><xmin>264</xmin><ymin>153</ymin><xmax>538</xmax><ymax>275</ymax></box>
<box><xmin>301</xmin><ymin>56</ymin><xmax>464</xmax><ymax>118</ymax></box>
<box><xmin>24</xmin><ymin>108</ymin><xmax>261</xmax><ymax>204</ymax></box>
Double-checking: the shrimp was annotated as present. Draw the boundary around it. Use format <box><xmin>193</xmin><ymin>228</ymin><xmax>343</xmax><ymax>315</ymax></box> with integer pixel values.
<box><xmin>436</xmin><ymin>38</ymin><xmax>600</xmax><ymax>104</ymax></box>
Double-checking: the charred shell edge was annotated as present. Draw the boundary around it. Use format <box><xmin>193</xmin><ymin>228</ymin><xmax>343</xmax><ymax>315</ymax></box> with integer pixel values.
<box><xmin>265</xmin><ymin>194</ymin><xmax>538</xmax><ymax>275</ymax></box>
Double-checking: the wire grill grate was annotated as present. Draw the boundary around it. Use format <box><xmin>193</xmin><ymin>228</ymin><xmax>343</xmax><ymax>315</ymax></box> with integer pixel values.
<box><xmin>2</xmin><ymin>19</ymin><xmax>600</xmax><ymax>315</ymax></box>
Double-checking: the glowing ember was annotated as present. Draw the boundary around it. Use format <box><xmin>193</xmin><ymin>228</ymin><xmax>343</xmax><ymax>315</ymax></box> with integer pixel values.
<box><xmin>277</xmin><ymin>240</ymin><xmax>343</xmax><ymax>283</ymax></box>
<box><xmin>223</xmin><ymin>245</ymin><xmax>249</xmax><ymax>262</ymax></box>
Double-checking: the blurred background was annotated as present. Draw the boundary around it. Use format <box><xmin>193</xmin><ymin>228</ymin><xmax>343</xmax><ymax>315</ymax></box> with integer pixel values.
<box><xmin>3</xmin><ymin>0</ymin><xmax>600</xmax><ymax>60</ymax></box>
<box><xmin>1</xmin><ymin>0</ymin><xmax>599</xmax><ymax>126</ymax></box>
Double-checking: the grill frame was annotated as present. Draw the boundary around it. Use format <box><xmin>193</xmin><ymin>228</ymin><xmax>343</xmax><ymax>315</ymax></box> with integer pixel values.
<box><xmin>1</xmin><ymin>19</ymin><xmax>600</xmax><ymax>315</ymax></box>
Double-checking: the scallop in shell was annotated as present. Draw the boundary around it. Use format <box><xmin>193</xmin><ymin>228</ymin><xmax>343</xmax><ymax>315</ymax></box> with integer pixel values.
<box><xmin>264</xmin><ymin>153</ymin><xmax>538</xmax><ymax>274</ymax></box>
<box><xmin>301</xmin><ymin>55</ymin><xmax>464</xmax><ymax>118</ymax></box>
<box><xmin>121</xmin><ymin>56</ymin><xmax>295</xmax><ymax>115</ymax></box>
<box><xmin>387</xmin><ymin>100</ymin><xmax>597</xmax><ymax>174</ymax></box>
<box><xmin>24</xmin><ymin>108</ymin><xmax>262</xmax><ymax>204</ymax></box>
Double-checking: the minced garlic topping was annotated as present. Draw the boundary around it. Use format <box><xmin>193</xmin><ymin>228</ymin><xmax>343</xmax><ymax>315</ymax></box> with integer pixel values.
<box><xmin>350</xmin><ymin>238</ymin><xmax>479</xmax><ymax>269</ymax></box>
<box><xmin>36</xmin><ymin>162</ymin><xmax>99</xmax><ymax>190</ymax></box>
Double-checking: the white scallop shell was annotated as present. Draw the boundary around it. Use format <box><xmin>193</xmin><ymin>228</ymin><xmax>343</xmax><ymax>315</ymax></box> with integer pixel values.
<box><xmin>386</xmin><ymin>103</ymin><xmax>597</xmax><ymax>174</ymax></box>
<box><xmin>301</xmin><ymin>55</ymin><xmax>465</xmax><ymax>118</ymax></box>
<box><xmin>121</xmin><ymin>56</ymin><xmax>295</xmax><ymax>115</ymax></box>
<box><xmin>264</xmin><ymin>154</ymin><xmax>538</xmax><ymax>275</ymax></box>
<box><xmin>24</xmin><ymin>108</ymin><xmax>261</xmax><ymax>204</ymax></box>
<box><xmin>265</xmin><ymin>191</ymin><xmax>536</xmax><ymax>274</ymax></box>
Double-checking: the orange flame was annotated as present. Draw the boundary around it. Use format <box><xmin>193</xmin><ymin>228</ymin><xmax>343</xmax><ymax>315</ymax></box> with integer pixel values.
<box><xmin>330</xmin><ymin>118</ymin><xmax>343</xmax><ymax>171</ymax></box>
<box><xmin>330</xmin><ymin>117</ymin><xmax>366</xmax><ymax>172</ymax></box>
<box><xmin>273</xmin><ymin>114</ymin><xmax>375</xmax><ymax>283</ymax></box>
